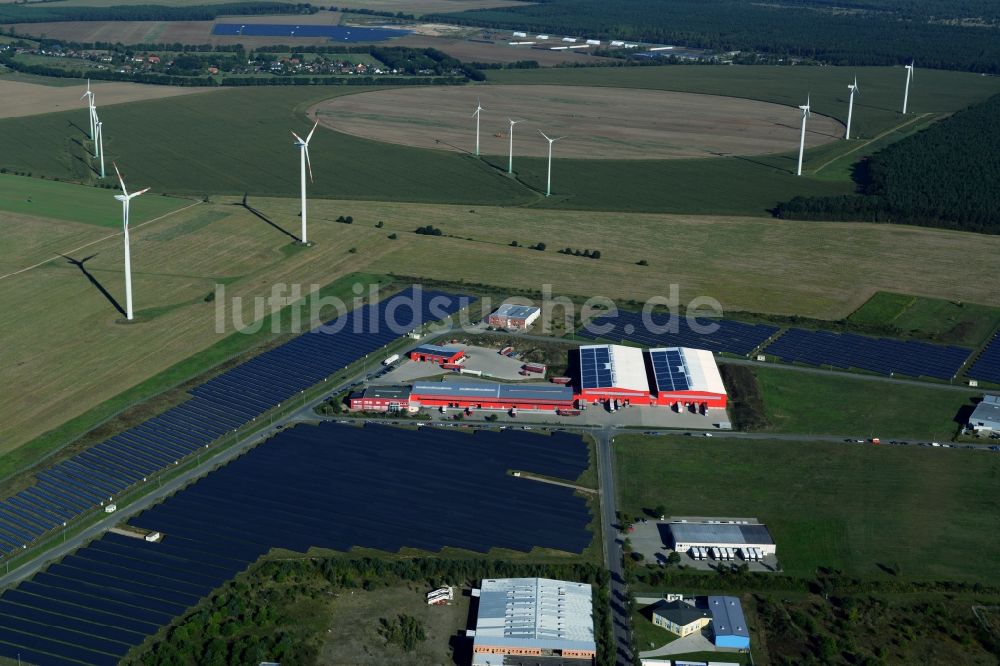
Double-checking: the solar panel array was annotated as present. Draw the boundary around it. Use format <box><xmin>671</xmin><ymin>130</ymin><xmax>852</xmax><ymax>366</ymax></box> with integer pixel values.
<box><xmin>649</xmin><ymin>348</ymin><xmax>690</xmax><ymax>392</ymax></box>
<box><xmin>579</xmin><ymin>345</ymin><xmax>613</xmax><ymax>389</ymax></box>
<box><xmin>967</xmin><ymin>332</ymin><xmax>1000</xmax><ymax>384</ymax></box>
<box><xmin>762</xmin><ymin>328</ymin><xmax>972</xmax><ymax>380</ymax></box>
<box><xmin>0</xmin><ymin>288</ymin><xmax>470</xmax><ymax>557</ymax></box>
<box><xmin>0</xmin><ymin>424</ymin><xmax>592</xmax><ymax>666</ymax></box>
<box><xmin>212</xmin><ymin>23</ymin><xmax>408</xmax><ymax>41</ymax></box>
<box><xmin>578</xmin><ymin>310</ymin><xmax>778</xmax><ymax>357</ymax></box>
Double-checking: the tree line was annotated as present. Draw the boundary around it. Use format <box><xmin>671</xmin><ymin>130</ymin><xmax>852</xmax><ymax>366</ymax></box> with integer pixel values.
<box><xmin>774</xmin><ymin>94</ymin><xmax>1000</xmax><ymax>233</ymax></box>
<box><xmin>123</xmin><ymin>556</ymin><xmax>614</xmax><ymax>666</ymax></box>
<box><xmin>425</xmin><ymin>0</ymin><xmax>1000</xmax><ymax>73</ymax></box>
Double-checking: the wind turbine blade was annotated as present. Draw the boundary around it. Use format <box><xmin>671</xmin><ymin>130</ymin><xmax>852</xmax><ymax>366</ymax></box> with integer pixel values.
<box><xmin>305</xmin><ymin>147</ymin><xmax>313</xmax><ymax>183</ymax></box>
<box><xmin>552</xmin><ymin>136</ymin><xmax>565</xmax><ymax>142</ymax></box>
<box><xmin>113</xmin><ymin>162</ymin><xmax>128</xmax><ymax>196</ymax></box>
<box><xmin>291</xmin><ymin>131</ymin><xmax>305</xmax><ymax>144</ymax></box>
<box><xmin>305</xmin><ymin>120</ymin><xmax>318</xmax><ymax>144</ymax></box>
<box><xmin>539</xmin><ymin>130</ymin><xmax>550</xmax><ymax>141</ymax></box>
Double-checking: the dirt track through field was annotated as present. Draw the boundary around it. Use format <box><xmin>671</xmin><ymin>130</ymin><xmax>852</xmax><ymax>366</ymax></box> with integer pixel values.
<box><xmin>312</xmin><ymin>84</ymin><xmax>843</xmax><ymax>159</ymax></box>
<box><xmin>0</xmin><ymin>79</ymin><xmax>220</xmax><ymax>119</ymax></box>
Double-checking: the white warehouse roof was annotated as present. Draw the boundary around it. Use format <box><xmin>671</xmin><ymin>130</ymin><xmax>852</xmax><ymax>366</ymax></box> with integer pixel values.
<box><xmin>579</xmin><ymin>344</ymin><xmax>650</xmax><ymax>393</ymax></box>
<box><xmin>472</xmin><ymin>577</ymin><xmax>595</xmax><ymax>657</ymax></box>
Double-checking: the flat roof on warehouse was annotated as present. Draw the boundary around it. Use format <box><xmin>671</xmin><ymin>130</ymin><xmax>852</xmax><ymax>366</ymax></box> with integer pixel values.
<box><xmin>649</xmin><ymin>346</ymin><xmax>726</xmax><ymax>395</ymax></box>
<box><xmin>411</xmin><ymin>381</ymin><xmax>573</xmax><ymax>402</ymax></box>
<box><xmin>579</xmin><ymin>344</ymin><xmax>650</xmax><ymax>392</ymax></box>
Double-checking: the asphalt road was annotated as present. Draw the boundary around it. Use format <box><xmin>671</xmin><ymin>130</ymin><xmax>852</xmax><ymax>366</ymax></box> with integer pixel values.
<box><xmin>595</xmin><ymin>426</ymin><xmax>634</xmax><ymax>666</ymax></box>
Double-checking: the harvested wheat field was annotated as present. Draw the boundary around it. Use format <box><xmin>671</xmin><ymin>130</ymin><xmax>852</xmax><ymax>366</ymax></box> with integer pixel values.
<box><xmin>0</xmin><ymin>78</ymin><xmax>220</xmax><ymax>119</ymax></box>
<box><xmin>312</xmin><ymin>84</ymin><xmax>843</xmax><ymax>159</ymax></box>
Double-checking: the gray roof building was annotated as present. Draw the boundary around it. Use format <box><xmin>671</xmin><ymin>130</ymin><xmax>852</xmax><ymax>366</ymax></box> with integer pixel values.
<box><xmin>411</xmin><ymin>381</ymin><xmax>573</xmax><ymax>403</ymax></box>
<box><xmin>667</xmin><ymin>522</ymin><xmax>774</xmax><ymax>548</ymax></box>
<box><xmin>969</xmin><ymin>394</ymin><xmax>1000</xmax><ymax>431</ymax></box>
<box><xmin>471</xmin><ymin>578</ymin><xmax>595</xmax><ymax>665</ymax></box>
<box><xmin>652</xmin><ymin>599</ymin><xmax>710</xmax><ymax>627</ymax></box>
<box><xmin>354</xmin><ymin>385</ymin><xmax>411</xmax><ymax>400</ymax></box>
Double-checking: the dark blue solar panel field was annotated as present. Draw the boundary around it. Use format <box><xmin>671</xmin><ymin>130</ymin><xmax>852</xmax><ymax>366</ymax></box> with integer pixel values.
<box><xmin>0</xmin><ymin>288</ymin><xmax>469</xmax><ymax>559</ymax></box>
<box><xmin>212</xmin><ymin>23</ymin><xmax>409</xmax><ymax>41</ymax></box>
<box><xmin>967</xmin><ymin>332</ymin><xmax>1000</xmax><ymax>385</ymax></box>
<box><xmin>0</xmin><ymin>424</ymin><xmax>592</xmax><ymax>666</ymax></box>
<box><xmin>762</xmin><ymin>328</ymin><xmax>972</xmax><ymax>380</ymax></box>
<box><xmin>577</xmin><ymin>310</ymin><xmax>778</xmax><ymax>357</ymax></box>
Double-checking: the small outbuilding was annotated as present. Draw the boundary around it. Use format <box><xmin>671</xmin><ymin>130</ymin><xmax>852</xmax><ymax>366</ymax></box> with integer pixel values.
<box><xmin>651</xmin><ymin>599</ymin><xmax>710</xmax><ymax>637</ymax></box>
<box><xmin>708</xmin><ymin>596</ymin><xmax>750</xmax><ymax>650</ymax></box>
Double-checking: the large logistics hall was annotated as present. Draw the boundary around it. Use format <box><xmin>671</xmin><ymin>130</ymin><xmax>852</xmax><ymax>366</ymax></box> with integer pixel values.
<box><xmin>470</xmin><ymin>577</ymin><xmax>596</xmax><ymax>665</ymax></box>
<box><xmin>578</xmin><ymin>344</ymin><xmax>727</xmax><ymax>409</ymax></box>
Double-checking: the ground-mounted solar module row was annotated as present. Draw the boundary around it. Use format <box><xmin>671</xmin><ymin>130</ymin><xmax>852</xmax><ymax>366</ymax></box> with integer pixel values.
<box><xmin>577</xmin><ymin>310</ymin><xmax>779</xmax><ymax>356</ymax></box>
<box><xmin>0</xmin><ymin>288</ymin><xmax>470</xmax><ymax>557</ymax></box>
<box><xmin>761</xmin><ymin>328</ymin><xmax>972</xmax><ymax>380</ymax></box>
<box><xmin>0</xmin><ymin>424</ymin><xmax>592</xmax><ymax>666</ymax></box>
<box><xmin>967</xmin><ymin>332</ymin><xmax>1000</xmax><ymax>385</ymax></box>
<box><xmin>212</xmin><ymin>23</ymin><xmax>409</xmax><ymax>41</ymax></box>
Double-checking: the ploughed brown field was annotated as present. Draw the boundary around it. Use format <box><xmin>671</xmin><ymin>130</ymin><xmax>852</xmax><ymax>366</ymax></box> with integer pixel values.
<box><xmin>312</xmin><ymin>84</ymin><xmax>844</xmax><ymax>159</ymax></box>
<box><xmin>0</xmin><ymin>79</ymin><xmax>220</xmax><ymax>120</ymax></box>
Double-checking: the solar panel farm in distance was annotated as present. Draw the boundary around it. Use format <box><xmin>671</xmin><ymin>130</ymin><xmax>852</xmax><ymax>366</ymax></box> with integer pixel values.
<box><xmin>0</xmin><ymin>288</ymin><xmax>470</xmax><ymax>558</ymax></box>
<box><xmin>762</xmin><ymin>328</ymin><xmax>972</xmax><ymax>380</ymax></box>
<box><xmin>578</xmin><ymin>310</ymin><xmax>778</xmax><ymax>357</ymax></box>
<box><xmin>967</xmin><ymin>332</ymin><xmax>1000</xmax><ymax>384</ymax></box>
<box><xmin>0</xmin><ymin>424</ymin><xmax>593</xmax><ymax>666</ymax></box>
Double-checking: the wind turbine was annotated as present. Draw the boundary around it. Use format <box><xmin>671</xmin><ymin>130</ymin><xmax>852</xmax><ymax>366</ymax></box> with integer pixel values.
<box><xmin>95</xmin><ymin>116</ymin><xmax>106</xmax><ymax>179</ymax></box>
<box><xmin>796</xmin><ymin>95</ymin><xmax>811</xmax><ymax>176</ymax></box>
<box><xmin>845</xmin><ymin>77</ymin><xmax>859</xmax><ymax>140</ymax></box>
<box><xmin>80</xmin><ymin>79</ymin><xmax>95</xmax><ymax>141</ymax></box>
<box><xmin>90</xmin><ymin>92</ymin><xmax>99</xmax><ymax>159</ymax></box>
<box><xmin>539</xmin><ymin>130</ymin><xmax>564</xmax><ymax>197</ymax></box>
<box><xmin>113</xmin><ymin>163</ymin><xmax>149</xmax><ymax>321</ymax></box>
<box><xmin>291</xmin><ymin>121</ymin><xmax>318</xmax><ymax>244</ymax></box>
<box><xmin>507</xmin><ymin>118</ymin><xmax>521</xmax><ymax>174</ymax></box>
<box><xmin>472</xmin><ymin>98</ymin><xmax>484</xmax><ymax>156</ymax></box>
<box><xmin>902</xmin><ymin>61</ymin><xmax>914</xmax><ymax>114</ymax></box>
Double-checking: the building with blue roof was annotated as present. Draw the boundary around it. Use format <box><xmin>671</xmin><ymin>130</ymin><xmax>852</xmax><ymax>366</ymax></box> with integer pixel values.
<box><xmin>708</xmin><ymin>596</ymin><xmax>750</xmax><ymax>650</ymax></box>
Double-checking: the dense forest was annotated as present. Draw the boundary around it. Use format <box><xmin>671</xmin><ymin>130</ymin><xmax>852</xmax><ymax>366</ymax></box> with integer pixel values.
<box><xmin>774</xmin><ymin>94</ymin><xmax>1000</xmax><ymax>233</ymax></box>
<box><xmin>427</xmin><ymin>0</ymin><xmax>1000</xmax><ymax>72</ymax></box>
<box><xmin>0</xmin><ymin>2</ymin><xmax>310</xmax><ymax>24</ymax></box>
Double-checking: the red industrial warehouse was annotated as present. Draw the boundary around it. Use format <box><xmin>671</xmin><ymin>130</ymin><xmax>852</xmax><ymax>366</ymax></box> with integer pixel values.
<box><xmin>408</xmin><ymin>344</ymin><xmax>465</xmax><ymax>364</ymax></box>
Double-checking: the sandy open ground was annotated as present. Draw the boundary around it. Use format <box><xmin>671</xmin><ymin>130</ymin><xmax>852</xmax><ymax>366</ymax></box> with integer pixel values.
<box><xmin>0</xmin><ymin>78</ymin><xmax>219</xmax><ymax>119</ymax></box>
<box><xmin>313</xmin><ymin>85</ymin><xmax>843</xmax><ymax>159</ymax></box>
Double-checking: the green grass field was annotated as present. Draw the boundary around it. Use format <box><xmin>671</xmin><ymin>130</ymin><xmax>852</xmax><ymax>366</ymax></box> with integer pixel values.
<box><xmin>0</xmin><ymin>173</ymin><xmax>191</xmax><ymax>227</ymax></box>
<box><xmin>848</xmin><ymin>292</ymin><xmax>1000</xmax><ymax>347</ymax></box>
<box><xmin>752</xmin><ymin>365</ymin><xmax>974</xmax><ymax>440</ymax></box>
<box><xmin>614</xmin><ymin>436</ymin><xmax>1000</xmax><ymax>582</ymax></box>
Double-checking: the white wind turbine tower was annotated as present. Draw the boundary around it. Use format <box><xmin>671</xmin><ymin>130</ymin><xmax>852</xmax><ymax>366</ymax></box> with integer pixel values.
<box><xmin>902</xmin><ymin>61</ymin><xmax>915</xmax><ymax>114</ymax></box>
<box><xmin>472</xmin><ymin>98</ymin><xmax>484</xmax><ymax>156</ymax></box>
<box><xmin>845</xmin><ymin>77</ymin><xmax>859</xmax><ymax>140</ymax></box>
<box><xmin>80</xmin><ymin>79</ymin><xmax>95</xmax><ymax>141</ymax></box>
<box><xmin>95</xmin><ymin>116</ymin><xmax>106</xmax><ymax>179</ymax></box>
<box><xmin>291</xmin><ymin>121</ymin><xmax>318</xmax><ymax>244</ymax></box>
<box><xmin>507</xmin><ymin>118</ymin><xmax>521</xmax><ymax>174</ymax></box>
<box><xmin>796</xmin><ymin>95</ymin><xmax>811</xmax><ymax>176</ymax></box>
<box><xmin>113</xmin><ymin>163</ymin><xmax>149</xmax><ymax>321</ymax></box>
<box><xmin>539</xmin><ymin>130</ymin><xmax>564</xmax><ymax>197</ymax></box>
<box><xmin>90</xmin><ymin>93</ymin><xmax>100</xmax><ymax>158</ymax></box>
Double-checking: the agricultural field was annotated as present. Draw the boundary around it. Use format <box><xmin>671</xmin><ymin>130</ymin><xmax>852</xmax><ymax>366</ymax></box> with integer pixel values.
<box><xmin>848</xmin><ymin>291</ymin><xmax>1000</xmax><ymax>348</ymax></box>
<box><xmin>614</xmin><ymin>436</ymin><xmax>1000</xmax><ymax>582</ymax></box>
<box><xmin>0</xmin><ymin>77</ymin><xmax>220</xmax><ymax>119</ymax></box>
<box><xmin>8</xmin><ymin>11</ymin><xmax>350</xmax><ymax>47</ymax></box>
<box><xmin>751</xmin><ymin>365</ymin><xmax>975</xmax><ymax>440</ymax></box>
<box><xmin>0</xmin><ymin>191</ymin><xmax>408</xmax><ymax>458</ymax></box>
<box><xmin>314</xmin><ymin>84</ymin><xmax>843</xmax><ymax>159</ymax></box>
<box><xmin>0</xmin><ymin>86</ymin><xmax>531</xmax><ymax>205</ymax></box>
<box><xmin>391</xmin><ymin>32</ymin><xmax>616</xmax><ymax>65</ymax></box>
